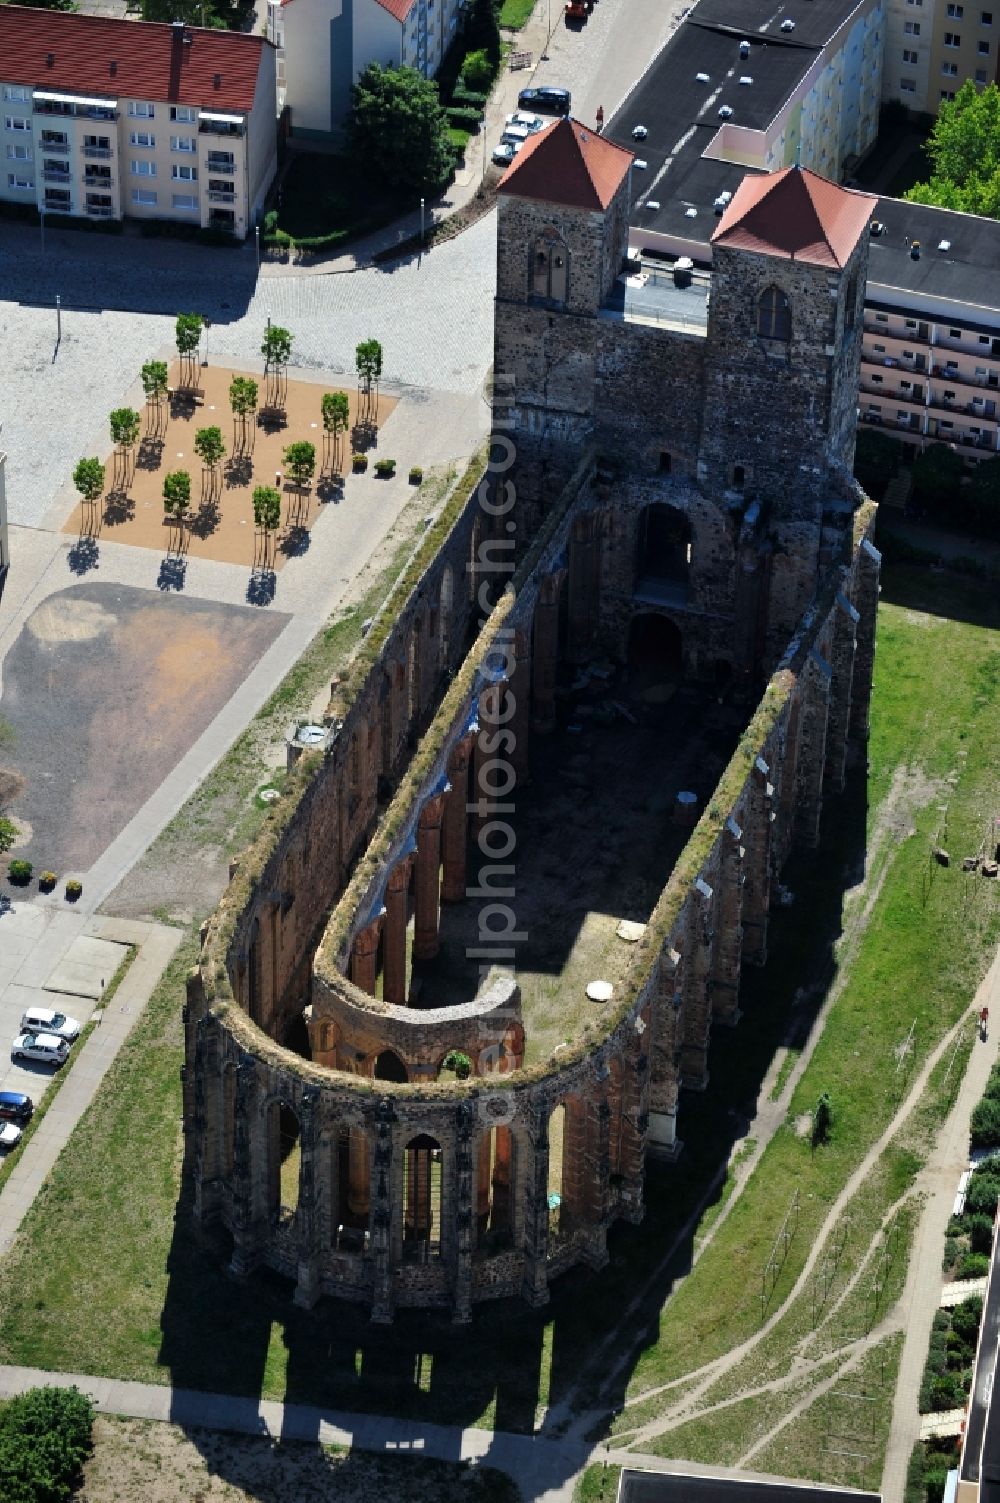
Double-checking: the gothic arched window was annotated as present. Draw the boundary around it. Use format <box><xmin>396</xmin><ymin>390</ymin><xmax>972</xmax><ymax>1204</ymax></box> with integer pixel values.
<box><xmin>531</xmin><ymin>236</ymin><xmax>569</xmax><ymax>303</ymax></box>
<box><xmin>757</xmin><ymin>285</ymin><xmax>791</xmax><ymax>340</ymax></box>
<box><xmin>845</xmin><ymin>272</ymin><xmax>859</xmax><ymax>327</ymax></box>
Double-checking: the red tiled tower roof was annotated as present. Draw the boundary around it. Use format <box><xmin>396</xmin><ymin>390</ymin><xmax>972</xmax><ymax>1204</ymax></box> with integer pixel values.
<box><xmin>498</xmin><ymin>117</ymin><xmax>633</xmax><ymax>212</ymax></box>
<box><xmin>0</xmin><ymin>6</ymin><xmax>267</xmax><ymax>113</ymax></box>
<box><xmin>712</xmin><ymin>166</ymin><xmax>878</xmax><ymax>269</ymax></box>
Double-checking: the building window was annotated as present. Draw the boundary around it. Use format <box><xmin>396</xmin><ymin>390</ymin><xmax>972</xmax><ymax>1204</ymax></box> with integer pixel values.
<box><xmin>131</xmin><ymin>187</ymin><xmax>157</xmax><ymax>205</ymax></box>
<box><xmin>44</xmin><ymin>187</ymin><xmax>70</xmax><ymax>209</ymax></box>
<box><xmin>949</xmin><ymin>327</ymin><xmax>962</xmax><ymax>337</ymax></box>
<box><xmin>129</xmin><ymin>131</ymin><xmax>155</xmax><ymax>148</ymax></box>
<box><xmin>6</xmin><ymin>143</ymin><xmax>30</xmax><ymax>161</ymax></box>
<box><xmin>904</xmin><ymin>20</ymin><xmax>921</xmax><ymax>32</ymax></box>
<box><xmin>874</xmin><ymin>343</ymin><xmax>886</xmax><ymax>353</ymax></box>
<box><xmin>947</xmin><ymin>3</ymin><xmax>964</xmax><ymax>15</ymax></box>
<box><xmin>171</xmin><ymin>163</ymin><xmax>197</xmax><ymax>181</ymax></box>
<box><xmin>941</xmin><ymin>89</ymin><xmax>956</xmax><ymax>98</ymax></box>
<box><xmin>4</xmin><ymin>116</ymin><xmax>31</xmax><ymax>132</ymax></box>
<box><xmin>128</xmin><ymin>101</ymin><xmax>155</xmax><ymax>118</ymax></box>
<box><xmin>170</xmin><ymin>135</ymin><xmax>196</xmax><ymax>153</ymax></box>
<box><xmin>659</xmin><ymin>451</ymin><xmax>672</xmax><ymax>473</ymax></box>
<box><xmin>170</xmin><ymin>105</ymin><xmax>196</xmax><ymax>122</ymax></box>
<box><xmin>944</xmin><ymin>30</ymin><xmax>961</xmax><ymax>43</ymax></box>
<box><xmin>942</xmin><ymin>60</ymin><xmax>959</xmax><ymax>73</ymax></box>
<box><xmin>978</xmin><ymin>37</ymin><xmax>991</xmax><ymax>50</ymax></box>
<box><xmin>977</xmin><ymin>66</ymin><xmax>989</xmax><ymax>78</ymax></box>
<box><xmin>732</xmin><ymin>464</ymin><xmax>746</xmax><ymax>489</ymax></box>
<box><xmin>757</xmin><ymin>285</ymin><xmax>791</xmax><ymax>339</ymax></box>
<box><xmin>901</xmin><ymin>76</ymin><xmax>917</xmax><ymax>90</ymax></box>
<box><xmin>39</xmin><ymin>130</ymin><xmax>67</xmax><ymax>147</ymax></box>
<box><xmin>983</xmin><ymin>10</ymin><xmax>994</xmax><ymax>22</ymax></box>
<box><xmin>7</xmin><ymin>171</ymin><xmax>32</xmax><ymax>189</ymax></box>
<box><xmin>902</xmin><ymin>47</ymin><xmax>919</xmax><ymax>60</ymax></box>
<box><xmin>3</xmin><ymin>86</ymin><xmax>29</xmax><ymax>101</ymax></box>
<box><xmin>872</xmin><ymin>374</ymin><xmax>884</xmax><ymax>384</ymax></box>
<box><xmin>531</xmin><ymin>236</ymin><xmax>568</xmax><ymax>302</ymax></box>
<box><xmin>131</xmin><ymin>159</ymin><xmax>156</xmax><ymax>176</ymax></box>
<box><xmin>172</xmin><ymin>192</ymin><xmax>198</xmax><ymax>209</ymax></box>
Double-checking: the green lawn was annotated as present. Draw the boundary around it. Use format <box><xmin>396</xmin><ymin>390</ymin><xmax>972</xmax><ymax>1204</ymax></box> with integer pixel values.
<box><xmin>499</xmin><ymin>0</ymin><xmax>536</xmax><ymax>28</ymax></box>
<box><xmin>0</xmin><ymin>564</ymin><xmax>996</xmax><ymax>1452</ymax></box>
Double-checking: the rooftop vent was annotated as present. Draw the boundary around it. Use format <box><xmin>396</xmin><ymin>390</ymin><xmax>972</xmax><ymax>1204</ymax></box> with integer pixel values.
<box><xmin>739</xmin><ymin>39</ymin><xmax>750</xmax><ymax>56</ymax></box>
<box><xmin>938</xmin><ymin>238</ymin><xmax>952</xmax><ymax>251</ymax></box>
<box><xmin>685</xmin><ymin>206</ymin><xmax>698</xmax><ymax>217</ymax></box>
<box><xmin>634</xmin><ymin>158</ymin><xmax>648</xmax><ymax>169</ymax></box>
<box><xmin>780</xmin><ymin>17</ymin><xmax>795</xmax><ymax>29</ymax></box>
<box><xmin>171</xmin><ymin>18</ymin><xmax>184</xmax><ymax>30</ymax></box>
<box><xmin>645</xmin><ymin>199</ymin><xmax>661</xmax><ymax>210</ymax></box>
<box><xmin>714</xmin><ymin>190</ymin><xmax>732</xmax><ymax>212</ymax></box>
<box><xmin>46</xmin><ymin>51</ymin><xmax>54</xmax><ymax>66</ymax></box>
<box><xmin>869</xmin><ymin>219</ymin><xmax>885</xmax><ymax>236</ymax></box>
<box><xmin>695</xmin><ymin>71</ymin><xmax>710</xmax><ymax>82</ymax></box>
<box><xmin>910</xmin><ymin>239</ymin><xmax>921</xmax><ymax>259</ymax></box>
<box><xmin>213</xmin><ymin>72</ymin><xmax>222</xmax><ymax>87</ymax></box>
<box><xmin>718</xmin><ymin>104</ymin><xmax>733</xmax><ymax>118</ymax></box>
<box><xmin>739</xmin><ymin>75</ymin><xmax>753</xmax><ymax>85</ymax></box>
<box><xmin>632</xmin><ymin>123</ymin><xmax>648</xmax><ymax>139</ymax></box>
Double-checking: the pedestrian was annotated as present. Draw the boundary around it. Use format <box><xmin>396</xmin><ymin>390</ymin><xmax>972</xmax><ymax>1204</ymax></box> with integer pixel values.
<box><xmin>981</xmin><ymin>1005</ymin><xmax>989</xmax><ymax>1037</ymax></box>
<box><xmin>596</xmin><ymin>105</ymin><xmax>605</xmax><ymax>133</ymax></box>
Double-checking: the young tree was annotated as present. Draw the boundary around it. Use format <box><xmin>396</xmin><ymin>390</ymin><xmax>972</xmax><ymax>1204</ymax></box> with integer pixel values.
<box><xmin>912</xmin><ymin>441</ymin><xmax>966</xmax><ymax>518</ymax></box>
<box><xmin>283</xmin><ymin>439</ymin><xmax>317</xmax><ymax>492</ymax></box>
<box><xmin>175</xmin><ymin>312</ymin><xmax>204</xmax><ymax>385</ymax></box>
<box><xmin>355</xmin><ymin>339</ymin><xmax>383</xmax><ymax>396</ymax></box>
<box><xmin>162</xmin><ymin>469</ymin><xmax>192</xmax><ymax>520</ymax></box>
<box><xmin>261</xmin><ymin>324</ymin><xmax>294</xmax><ymax>374</ymax></box>
<box><xmin>462</xmin><ymin>48</ymin><xmax>495</xmax><ymax>92</ymax></box>
<box><xmin>229</xmin><ymin>374</ymin><xmax>259</xmax><ymax>451</ymax></box>
<box><xmin>72</xmin><ymin>457</ymin><xmax>105</xmax><ymax>506</ymax></box>
<box><xmin>252</xmin><ymin>484</ymin><xmax>282</xmax><ymax>534</ymax></box>
<box><xmin>193</xmin><ymin>425</ymin><xmax>226</xmax><ymax>479</ymax></box>
<box><xmin>812</xmin><ymin>1092</ymin><xmax>833</xmax><ymax>1148</ymax></box>
<box><xmin>109</xmin><ymin>407</ymin><xmax>140</xmax><ymax>455</ymax></box>
<box><xmin>349</xmin><ymin>64</ymin><xmax>453</xmax><ymax>195</ymax></box>
<box><xmin>140</xmin><ymin>359</ymin><xmax>169</xmax><ymax>406</ymax></box>
<box><xmin>321</xmin><ymin>390</ymin><xmax>351</xmax><ymax>470</ymax></box>
<box><xmin>465</xmin><ymin>0</ymin><xmax>501</xmax><ymax>69</ymax></box>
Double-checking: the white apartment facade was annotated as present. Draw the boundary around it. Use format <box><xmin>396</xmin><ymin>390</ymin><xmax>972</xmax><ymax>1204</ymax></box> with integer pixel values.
<box><xmin>0</xmin><ymin>9</ymin><xmax>277</xmax><ymax>239</ymax></box>
<box><xmin>270</xmin><ymin>0</ymin><xmax>465</xmax><ymax>142</ymax></box>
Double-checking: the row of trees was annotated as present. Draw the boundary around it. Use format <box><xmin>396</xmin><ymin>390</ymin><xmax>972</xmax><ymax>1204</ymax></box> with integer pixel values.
<box><xmin>855</xmin><ymin>429</ymin><xmax>1000</xmax><ymax>538</ymax></box>
<box><xmin>906</xmin><ymin>80</ymin><xmax>1000</xmax><ymax>220</ymax></box>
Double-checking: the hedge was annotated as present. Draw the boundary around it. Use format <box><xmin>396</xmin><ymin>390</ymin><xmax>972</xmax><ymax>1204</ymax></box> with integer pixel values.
<box><xmin>445</xmin><ymin>105</ymin><xmax>484</xmax><ymax>131</ymax></box>
<box><xmin>0</xmin><ymin>1386</ymin><xmax>94</xmax><ymax>1503</ymax></box>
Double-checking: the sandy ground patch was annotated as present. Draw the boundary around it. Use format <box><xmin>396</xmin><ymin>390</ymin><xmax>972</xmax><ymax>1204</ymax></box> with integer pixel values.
<box><xmin>79</xmin><ymin>1415</ymin><xmax>519</xmax><ymax>1503</ymax></box>
<box><xmin>62</xmin><ymin>364</ymin><xmax>397</xmax><ymax>571</ymax></box>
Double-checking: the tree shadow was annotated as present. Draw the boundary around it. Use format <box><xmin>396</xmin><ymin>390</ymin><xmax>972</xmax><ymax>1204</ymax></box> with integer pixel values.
<box><xmin>246</xmin><ymin>568</ymin><xmax>277</xmax><ymax>606</ymax></box>
<box><xmin>351</xmin><ymin>420</ymin><xmax>378</xmax><ymax>455</ymax></box>
<box><xmin>103</xmin><ymin>491</ymin><xmax>135</xmax><ymax>527</ymax></box>
<box><xmin>137</xmin><ymin>437</ymin><xmax>164</xmax><ymax>472</ymax></box>
<box><xmin>157</xmin><ymin>555</ymin><xmax>188</xmax><ymax>592</ymax></box>
<box><xmin>226</xmin><ymin>454</ymin><xmax>254</xmax><ymax>489</ymax></box>
<box><xmin>66</xmin><ymin>535</ymin><xmax>100</xmax><ymax>575</ymax></box>
<box><xmin>279</xmin><ymin>525</ymin><xmax>310</xmax><ymax>558</ymax></box>
<box><xmin>316</xmin><ymin>477</ymin><xmax>344</xmax><ymax>505</ymax></box>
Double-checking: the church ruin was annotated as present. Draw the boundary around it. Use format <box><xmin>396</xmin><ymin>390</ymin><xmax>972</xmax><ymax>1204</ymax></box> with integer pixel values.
<box><xmin>183</xmin><ymin>131</ymin><xmax>881</xmax><ymax>1322</ymax></box>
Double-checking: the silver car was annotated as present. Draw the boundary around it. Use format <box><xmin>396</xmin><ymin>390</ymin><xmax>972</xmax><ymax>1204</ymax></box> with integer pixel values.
<box><xmin>11</xmin><ymin>1031</ymin><xmax>71</xmax><ymax>1067</ymax></box>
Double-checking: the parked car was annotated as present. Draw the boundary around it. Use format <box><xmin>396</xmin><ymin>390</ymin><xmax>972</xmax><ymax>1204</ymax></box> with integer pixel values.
<box><xmin>517</xmin><ymin>86</ymin><xmax>572</xmax><ymax>116</ymax></box>
<box><xmin>19</xmin><ymin>1006</ymin><xmax>81</xmax><ymax>1042</ymax></box>
<box><xmin>504</xmin><ymin>111</ymin><xmax>545</xmax><ymax>134</ymax></box>
<box><xmin>565</xmin><ymin>1</ymin><xmax>588</xmax><ymax>20</ymax></box>
<box><xmin>0</xmin><ymin>1090</ymin><xmax>33</xmax><ymax>1124</ymax></box>
<box><xmin>502</xmin><ymin>123</ymin><xmax>533</xmax><ymax>145</ymax></box>
<box><xmin>0</xmin><ymin>1122</ymin><xmax>23</xmax><ymax>1151</ymax></box>
<box><xmin>11</xmin><ymin>1032</ymin><xmax>71</xmax><ymax>1068</ymax></box>
<box><xmin>492</xmin><ymin>141</ymin><xmax>520</xmax><ymax>166</ymax></box>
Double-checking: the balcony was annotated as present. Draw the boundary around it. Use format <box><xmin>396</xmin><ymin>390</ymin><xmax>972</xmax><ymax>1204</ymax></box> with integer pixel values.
<box><xmin>199</xmin><ymin>119</ymin><xmax>245</xmax><ymax>138</ymax></box>
<box><xmin>863</xmin><ymin>317</ymin><xmax>929</xmax><ymax>342</ymax></box>
<box><xmin>208</xmin><ymin>188</ymin><xmax>235</xmax><ymax>202</ymax></box>
<box><xmin>84</xmin><ymin>173</ymin><xmax>112</xmax><ymax>188</ymax></box>
<box><xmin>85</xmin><ymin>203</ymin><xmax>115</xmax><ymax>218</ymax></box>
<box><xmin>42</xmin><ymin>167</ymin><xmax>71</xmax><ymax>182</ymax></box>
<box><xmin>206</xmin><ymin>156</ymin><xmax>236</xmax><ymax>174</ymax></box>
<box><xmin>38</xmin><ymin>140</ymin><xmax>69</xmax><ymax>155</ymax></box>
<box><xmin>859</xmin><ymin>382</ymin><xmax>925</xmax><ymax>407</ymax></box>
<box><xmin>82</xmin><ymin>145</ymin><xmax>113</xmax><ymax>159</ymax></box>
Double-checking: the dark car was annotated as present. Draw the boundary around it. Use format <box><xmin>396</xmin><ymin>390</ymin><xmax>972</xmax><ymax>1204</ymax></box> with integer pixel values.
<box><xmin>517</xmin><ymin>86</ymin><xmax>571</xmax><ymax>116</ymax></box>
<box><xmin>0</xmin><ymin>1090</ymin><xmax>33</xmax><ymax>1124</ymax></box>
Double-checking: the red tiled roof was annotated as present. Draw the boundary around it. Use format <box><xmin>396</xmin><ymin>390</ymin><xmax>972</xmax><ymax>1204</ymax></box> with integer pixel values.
<box><xmin>372</xmin><ymin>0</ymin><xmax>416</xmax><ymax>21</ymax></box>
<box><xmin>0</xmin><ymin>7</ymin><xmax>267</xmax><ymax>113</ymax></box>
<box><xmin>711</xmin><ymin>166</ymin><xmax>878</xmax><ymax>270</ymax></box>
<box><xmin>498</xmin><ymin>117</ymin><xmax>633</xmax><ymax>213</ymax></box>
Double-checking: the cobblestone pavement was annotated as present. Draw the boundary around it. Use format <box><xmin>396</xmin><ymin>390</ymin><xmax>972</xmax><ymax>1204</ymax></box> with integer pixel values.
<box><xmin>0</xmin><ymin>210</ymin><xmax>495</xmax><ymax>528</ymax></box>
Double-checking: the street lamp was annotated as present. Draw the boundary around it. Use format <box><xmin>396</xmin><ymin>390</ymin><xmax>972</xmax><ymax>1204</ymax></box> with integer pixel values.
<box><xmin>255</xmin><ymin>224</ymin><xmax>260</xmax><ymax>273</ymax></box>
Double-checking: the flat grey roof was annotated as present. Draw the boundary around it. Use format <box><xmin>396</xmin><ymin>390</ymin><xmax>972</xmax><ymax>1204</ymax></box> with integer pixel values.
<box><xmin>867</xmin><ymin>198</ymin><xmax>1000</xmax><ymax>312</ymax></box>
<box><xmin>618</xmin><ymin>1467</ymin><xmax>881</xmax><ymax>1503</ymax></box>
<box><xmin>601</xmin><ymin>267</ymin><xmax>710</xmax><ymax>335</ymax></box>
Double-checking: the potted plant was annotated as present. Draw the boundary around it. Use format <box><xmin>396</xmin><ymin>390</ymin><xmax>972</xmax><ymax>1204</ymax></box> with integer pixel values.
<box><xmin>408</xmin><ymin>466</ymin><xmax>423</xmax><ymax>485</ymax></box>
<box><xmin>374</xmin><ymin>458</ymin><xmax>396</xmax><ymax>479</ymax></box>
<box><xmin>65</xmin><ymin>878</ymin><xmax>83</xmax><ymax>902</ymax></box>
<box><xmin>8</xmin><ymin>859</ymin><xmax>32</xmax><ymax>885</ymax></box>
<box><xmin>39</xmin><ymin>871</ymin><xmax>57</xmax><ymax>892</ymax></box>
<box><xmin>352</xmin><ymin>452</ymin><xmax>368</xmax><ymax>473</ymax></box>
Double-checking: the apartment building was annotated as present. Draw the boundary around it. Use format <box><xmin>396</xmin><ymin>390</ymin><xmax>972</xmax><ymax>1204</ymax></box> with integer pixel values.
<box><xmin>0</xmin><ymin>8</ymin><xmax>277</xmax><ymax>240</ymax></box>
<box><xmin>270</xmin><ymin>0</ymin><xmax>464</xmax><ymax>142</ymax></box>
<box><xmin>884</xmin><ymin>0</ymin><xmax>1000</xmax><ymax>110</ymax></box>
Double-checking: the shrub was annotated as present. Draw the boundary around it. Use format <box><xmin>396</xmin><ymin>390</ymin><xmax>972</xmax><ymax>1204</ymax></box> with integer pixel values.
<box><xmin>452</xmin><ymin>85</ymin><xmax>488</xmax><ymax>109</ymax></box>
<box><xmin>967</xmin><ymin>1172</ymin><xmax>1000</xmax><ymax>1217</ymax></box>
<box><xmin>462</xmin><ymin>47</ymin><xmax>494</xmax><ymax>91</ymax></box>
<box><xmin>445</xmin><ymin>105</ymin><xmax>483</xmax><ymax>132</ymax></box>
<box><xmin>443</xmin><ymin>1049</ymin><xmax>472</xmax><ymax>1079</ymax></box>
<box><xmin>958</xmin><ymin>1251</ymin><xmax>990</xmax><ymax>1279</ymax></box>
<box><xmin>374</xmin><ymin>458</ymin><xmax>396</xmax><ymax>478</ymax></box>
<box><xmin>409</xmin><ymin>466</ymin><xmax>423</xmax><ymax>484</ymax></box>
<box><xmin>352</xmin><ymin>453</ymin><xmax>368</xmax><ymax>472</ymax></box>
<box><xmin>904</xmin><ymin>1444</ymin><xmax>925</xmax><ymax>1503</ymax></box>
<box><xmin>8</xmin><ymin>859</ymin><xmax>32</xmax><ymax>884</ymax></box>
<box><xmin>0</xmin><ymin>816</ymin><xmax>18</xmax><ymax>856</ymax></box>
<box><xmin>971</xmin><ymin>1097</ymin><xmax>1000</xmax><ymax>1147</ymax></box>
<box><xmin>943</xmin><ymin>1236</ymin><xmax>960</xmax><ymax>1270</ymax></box>
<box><xmin>952</xmin><ymin>1294</ymin><xmax>983</xmax><ymax>1344</ymax></box>
<box><xmin>968</xmin><ymin>1213</ymin><xmax>995</xmax><ymax>1256</ymax></box>
<box><xmin>0</xmin><ymin>1384</ymin><xmax>94</xmax><ymax>1503</ymax></box>
<box><xmin>925</xmin><ymin>1463</ymin><xmax>951</xmax><ymax>1503</ymax></box>
<box><xmin>64</xmin><ymin>879</ymin><xmax>83</xmax><ymax>902</ymax></box>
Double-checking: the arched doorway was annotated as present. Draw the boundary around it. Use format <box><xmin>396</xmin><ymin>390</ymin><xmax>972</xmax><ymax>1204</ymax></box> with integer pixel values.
<box><xmin>403</xmin><ymin>1133</ymin><xmax>443</xmax><ymax>1260</ymax></box>
<box><xmin>628</xmin><ymin>614</ymin><xmax>683</xmax><ymax>681</ymax></box>
<box><xmin>635</xmin><ymin>504</ymin><xmax>691</xmax><ymax>604</ymax></box>
<box><xmin>374</xmin><ymin>1049</ymin><xmax>408</xmax><ymax>1083</ymax></box>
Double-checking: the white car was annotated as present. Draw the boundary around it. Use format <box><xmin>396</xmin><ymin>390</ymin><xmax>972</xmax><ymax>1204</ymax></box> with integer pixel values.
<box><xmin>504</xmin><ymin>111</ymin><xmax>545</xmax><ymax>134</ymax></box>
<box><xmin>19</xmin><ymin>1006</ymin><xmax>81</xmax><ymax>1042</ymax></box>
<box><xmin>492</xmin><ymin>141</ymin><xmax>521</xmax><ymax>166</ymax></box>
<box><xmin>502</xmin><ymin>123</ymin><xmax>532</xmax><ymax>145</ymax></box>
<box><xmin>0</xmin><ymin>1122</ymin><xmax>23</xmax><ymax>1151</ymax></box>
<box><xmin>11</xmin><ymin>1032</ymin><xmax>71</xmax><ymax>1068</ymax></box>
